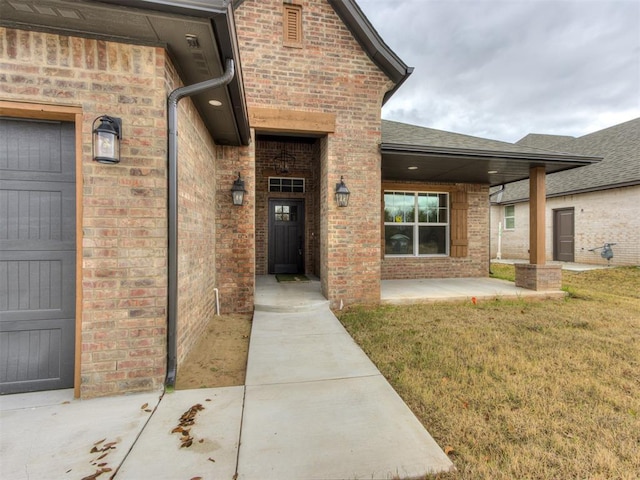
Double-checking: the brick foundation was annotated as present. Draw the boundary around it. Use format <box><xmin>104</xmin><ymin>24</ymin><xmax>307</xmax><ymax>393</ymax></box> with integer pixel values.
<box><xmin>515</xmin><ymin>264</ymin><xmax>562</xmax><ymax>291</ymax></box>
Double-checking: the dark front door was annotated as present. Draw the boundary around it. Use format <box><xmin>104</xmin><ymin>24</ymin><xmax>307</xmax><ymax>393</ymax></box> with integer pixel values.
<box><xmin>1</xmin><ymin>118</ymin><xmax>76</xmax><ymax>394</ymax></box>
<box><xmin>268</xmin><ymin>199</ymin><xmax>304</xmax><ymax>274</ymax></box>
<box><xmin>553</xmin><ymin>208</ymin><xmax>575</xmax><ymax>262</ymax></box>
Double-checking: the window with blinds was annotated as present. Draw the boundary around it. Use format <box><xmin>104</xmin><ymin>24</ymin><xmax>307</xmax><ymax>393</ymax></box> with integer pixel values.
<box><xmin>283</xmin><ymin>3</ymin><xmax>302</xmax><ymax>47</ymax></box>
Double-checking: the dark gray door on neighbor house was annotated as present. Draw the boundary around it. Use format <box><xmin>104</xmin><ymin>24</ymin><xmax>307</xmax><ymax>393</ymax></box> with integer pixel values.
<box><xmin>0</xmin><ymin>118</ymin><xmax>76</xmax><ymax>394</ymax></box>
<box><xmin>268</xmin><ymin>199</ymin><xmax>304</xmax><ymax>274</ymax></box>
<box><xmin>553</xmin><ymin>208</ymin><xmax>575</xmax><ymax>262</ymax></box>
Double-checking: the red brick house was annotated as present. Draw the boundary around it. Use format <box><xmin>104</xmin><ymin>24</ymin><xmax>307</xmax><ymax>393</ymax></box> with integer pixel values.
<box><xmin>0</xmin><ymin>0</ymin><xmax>596</xmax><ymax>398</ymax></box>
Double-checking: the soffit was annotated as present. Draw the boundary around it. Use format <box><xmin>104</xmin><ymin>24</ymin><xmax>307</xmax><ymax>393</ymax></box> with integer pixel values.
<box><xmin>381</xmin><ymin>148</ymin><xmax>598</xmax><ymax>187</ymax></box>
<box><xmin>381</xmin><ymin>121</ymin><xmax>601</xmax><ymax>186</ymax></box>
<box><xmin>0</xmin><ymin>0</ymin><xmax>250</xmax><ymax>146</ymax></box>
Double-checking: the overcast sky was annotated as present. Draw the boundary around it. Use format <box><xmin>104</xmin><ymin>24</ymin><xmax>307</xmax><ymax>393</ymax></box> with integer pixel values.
<box><xmin>356</xmin><ymin>0</ymin><xmax>640</xmax><ymax>143</ymax></box>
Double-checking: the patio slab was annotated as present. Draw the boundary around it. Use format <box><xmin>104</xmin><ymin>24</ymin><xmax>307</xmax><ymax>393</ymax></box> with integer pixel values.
<box><xmin>492</xmin><ymin>258</ymin><xmax>609</xmax><ymax>271</ymax></box>
<box><xmin>381</xmin><ymin>277</ymin><xmax>565</xmax><ymax>304</ymax></box>
<box><xmin>116</xmin><ymin>386</ymin><xmax>244</xmax><ymax>480</ymax></box>
<box><xmin>255</xmin><ymin>275</ymin><xmax>329</xmax><ymax>312</ymax></box>
<box><xmin>0</xmin><ymin>388</ymin><xmax>161</xmax><ymax>480</ymax></box>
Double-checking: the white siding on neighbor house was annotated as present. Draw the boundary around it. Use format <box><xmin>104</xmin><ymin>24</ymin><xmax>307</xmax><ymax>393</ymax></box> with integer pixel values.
<box><xmin>490</xmin><ymin>185</ymin><xmax>640</xmax><ymax>266</ymax></box>
<box><xmin>491</xmin><ymin>203</ymin><xmax>530</xmax><ymax>260</ymax></box>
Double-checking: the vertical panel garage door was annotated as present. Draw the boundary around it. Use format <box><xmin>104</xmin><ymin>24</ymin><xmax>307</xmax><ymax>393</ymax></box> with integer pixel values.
<box><xmin>0</xmin><ymin>117</ymin><xmax>76</xmax><ymax>394</ymax></box>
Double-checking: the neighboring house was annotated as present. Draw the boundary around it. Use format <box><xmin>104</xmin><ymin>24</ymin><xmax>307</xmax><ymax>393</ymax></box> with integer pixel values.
<box><xmin>0</xmin><ymin>0</ymin><xmax>596</xmax><ymax>398</ymax></box>
<box><xmin>491</xmin><ymin>118</ymin><xmax>640</xmax><ymax>266</ymax></box>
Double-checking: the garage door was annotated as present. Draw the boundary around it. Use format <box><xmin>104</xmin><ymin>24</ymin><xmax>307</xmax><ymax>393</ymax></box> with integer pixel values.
<box><xmin>0</xmin><ymin>117</ymin><xmax>76</xmax><ymax>394</ymax></box>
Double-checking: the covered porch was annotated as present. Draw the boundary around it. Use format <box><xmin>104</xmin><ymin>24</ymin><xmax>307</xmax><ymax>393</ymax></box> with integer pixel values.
<box><xmin>380</xmin><ymin>120</ymin><xmax>601</xmax><ymax>291</ymax></box>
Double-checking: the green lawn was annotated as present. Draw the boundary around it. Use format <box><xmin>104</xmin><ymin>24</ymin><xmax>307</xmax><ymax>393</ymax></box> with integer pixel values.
<box><xmin>338</xmin><ymin>265</ymin><xmax>640</xmax><ymax>479</ymax></box>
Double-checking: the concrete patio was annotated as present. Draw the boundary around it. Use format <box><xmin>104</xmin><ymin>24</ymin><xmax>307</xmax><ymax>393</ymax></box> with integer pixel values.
<box><xmin>381</xmin><ymin>276</ymin><xmax>566</xmax><ymax>304</ymax></box>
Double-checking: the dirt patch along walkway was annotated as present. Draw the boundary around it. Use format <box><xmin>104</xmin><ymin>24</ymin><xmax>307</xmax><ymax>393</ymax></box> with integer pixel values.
<box><xmin>175</xmin><ymin>314</ymin><xmax>252</xmax><ymax>389</ymax></box>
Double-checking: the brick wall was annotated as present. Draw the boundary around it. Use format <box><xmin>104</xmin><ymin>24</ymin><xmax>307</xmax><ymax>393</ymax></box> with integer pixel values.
<box><xmin>214</xmin><ymin>140</ymin><xmax>256</xmax><ymax>313</ymax></box>
<box><xmin>0</xmin><ymin>27</ymin><xmax>169</xmax><ymax>397</ymax></box>
<box><xmin>491</xmin><ymin>186</ymin><xmax>640</xmax><ymax>265</ymax></box>
<box><xmin>381</xmin><ymin>182</ymin><xmax>490</xmax><ymax>279</ymax></box>
<box><xmin>163</xmin><ymin>60</ymin><xmax>222</xmax><ymax>368</ymax></box>
<box><xmin>515</xmin><ymin>264</ymin><xmax>562</xmax><ymax>290</ymax></box>
<box><xmin>254</xmin><ymin>139</ymin><xmax>320</xmax><ymax>276</ymax></box>
<box><xmin>235</xmin><ymin>0</ymin><xmax>394</xmax><ymax>307</ymax></box>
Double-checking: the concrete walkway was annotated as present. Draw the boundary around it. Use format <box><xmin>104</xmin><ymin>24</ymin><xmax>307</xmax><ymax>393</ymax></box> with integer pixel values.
<box><xmin>239</xmin><ymin>304</ymin><xmax>453</xmax><ymax>479</ymax></box>
<box><xmin>1</xmin><ymin>276</ymin><xmax>455</xmax><ymax>480</ymax></box>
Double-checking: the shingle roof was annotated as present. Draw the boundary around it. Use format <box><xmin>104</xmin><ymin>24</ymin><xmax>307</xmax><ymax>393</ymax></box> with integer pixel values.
<box><xmin>516</xmin><ymin>134</ymin><xmax>577</xmax><ymax>152</ymax></box>
<box><xmin>380</xmin><ymin>120</ymin><xmax>600</xmax><ymax>186</ymax></box>
<box><xmin>495</xmin><ymin>117</ymin><xmax>640</xmax><ymax>203</ymax></box>
<box><xmin>381</xmin><ymin>120</ymin><xmax>587</xmax><ymax>157</ymax></box>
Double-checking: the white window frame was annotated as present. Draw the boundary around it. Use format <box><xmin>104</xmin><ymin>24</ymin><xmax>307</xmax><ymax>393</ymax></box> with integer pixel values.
<box><xmin>384</xmin><ymin>191</ymin><xmax>450</xmax><ymax>257</ymax></box>
<box><xmin>268</xmin><ymin>177</ymin><xmax>305</xmax><ymax>193</ymax></box>
<box><xmin>504</xmin><ymin>204</ymin><xmax>515</xmax><ymax>230</ymax></box>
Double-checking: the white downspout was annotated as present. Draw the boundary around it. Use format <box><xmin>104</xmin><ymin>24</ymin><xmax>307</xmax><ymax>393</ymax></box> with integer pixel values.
<box><xmin>214</xmin><ymin>288</ymin><xmax>220</xmax><ymax>316</ymax></box>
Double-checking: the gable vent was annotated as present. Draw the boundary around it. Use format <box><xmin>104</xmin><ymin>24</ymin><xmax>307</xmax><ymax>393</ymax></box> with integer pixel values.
<box><xmin>283</xmin><ymin>3</ymin><xmax>302</xmax><ymax>48</ymax></box>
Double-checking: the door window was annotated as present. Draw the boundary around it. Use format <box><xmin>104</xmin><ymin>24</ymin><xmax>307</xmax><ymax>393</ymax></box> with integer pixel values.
<box><xmin>274</xmin><ymin>205</ymin><xmax>298</xmax><ymax>222</ymax></box>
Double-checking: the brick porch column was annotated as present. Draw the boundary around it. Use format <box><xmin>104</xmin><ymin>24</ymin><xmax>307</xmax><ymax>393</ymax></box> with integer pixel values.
<box><xmin>515</xmin><ymin>166</ymin><xmax>562</xmax><ymax>290</ymax></box>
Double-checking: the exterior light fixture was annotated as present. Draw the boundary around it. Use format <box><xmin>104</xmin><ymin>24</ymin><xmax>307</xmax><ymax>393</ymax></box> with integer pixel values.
<box><xmin>92</xmin><ymin>115</ymin><xmax>122</xmax><ymax>164</ymax></box>
<box><xmin>273</xmin><ymin>144</ymin><xmax>295</xmax><ymax>175</ymax></box>
<box><xmin>335</xmin><ymin>175</ymin><xmax>350</xmax><ymax>207</ymax></box>
<box><xmin>231</xmin><ymin>172</ymin><xmax>247</xmax><ymax>206</ymax></box>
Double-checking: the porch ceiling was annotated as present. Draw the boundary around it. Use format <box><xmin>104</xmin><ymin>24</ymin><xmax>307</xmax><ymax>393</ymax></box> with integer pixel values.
<box><xmin>381</xmin><ymin>146</ymin><xmax>600</xmax><ymax>187</ymax></box>
<box><xmin>0</xmin><ymin>0</ymin><xmax>250</xmax><ymax>146</ymax></box>
<box><xmin>380</xmin><ymin>120</ymin><xmax>601</xmax><ymax>186</ymax></box>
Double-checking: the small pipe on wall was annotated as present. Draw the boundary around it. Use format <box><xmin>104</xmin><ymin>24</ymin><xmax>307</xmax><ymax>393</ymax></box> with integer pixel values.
<box><xmin>214</xmin><ymin>288</ymin><xmax>220</xmax><ymax>316</ymax></box>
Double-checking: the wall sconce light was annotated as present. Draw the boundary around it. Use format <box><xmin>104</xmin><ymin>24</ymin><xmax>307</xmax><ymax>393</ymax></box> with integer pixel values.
<box><xmin>92</xmin><ymin>115</ymin><xmax>122</xmax><ymax>164</ymax></box>
<box><xmin>335</xmin><ymin>176</ymin><xmax>350</xmax><ymax>207</ymax></box>
<box><xmin>231</xmin><ymin>172</ymin><xmax>247</xmax><ymax>206</ymax></box>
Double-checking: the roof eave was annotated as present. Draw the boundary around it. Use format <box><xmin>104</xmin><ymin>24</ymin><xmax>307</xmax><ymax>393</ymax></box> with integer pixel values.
<box><xmin>95</xmin><ymin>0</ymin><xmax>250</xmax><ymax>146</ymax></box>
<box><xmin>209</xmin><ymin>4</ymin><xmax>251</xmax><ymax>145</ymax></box>
<box><xmin>93</xmin><ymin>0</ymin><xmax>230</xmax><ymax>17</ymax></box>
<box><xmin>494</xmin><ymin>180</ymin><xmax>640</xmax><ymax>204</ymax></box>
<box><xmin>0</xmin><ymin>0</ymin><xmax>250</xmax><ymax>146</ymax></box>
<box><xmin>381</xmin><ymin>142</ymin><xmax>603</xmax><ymax>165</ymax></box>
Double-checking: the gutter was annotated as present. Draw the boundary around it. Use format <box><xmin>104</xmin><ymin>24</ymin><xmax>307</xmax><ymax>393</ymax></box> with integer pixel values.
<box><xmin>381</xmin><ymin>143</ymin><xmax>602</xmax><ymax>164</ymax></box>
<box><xmin>165</xmin><ymin>58</ymin><xmax>235</xmax><ymax>388</ymax></box>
